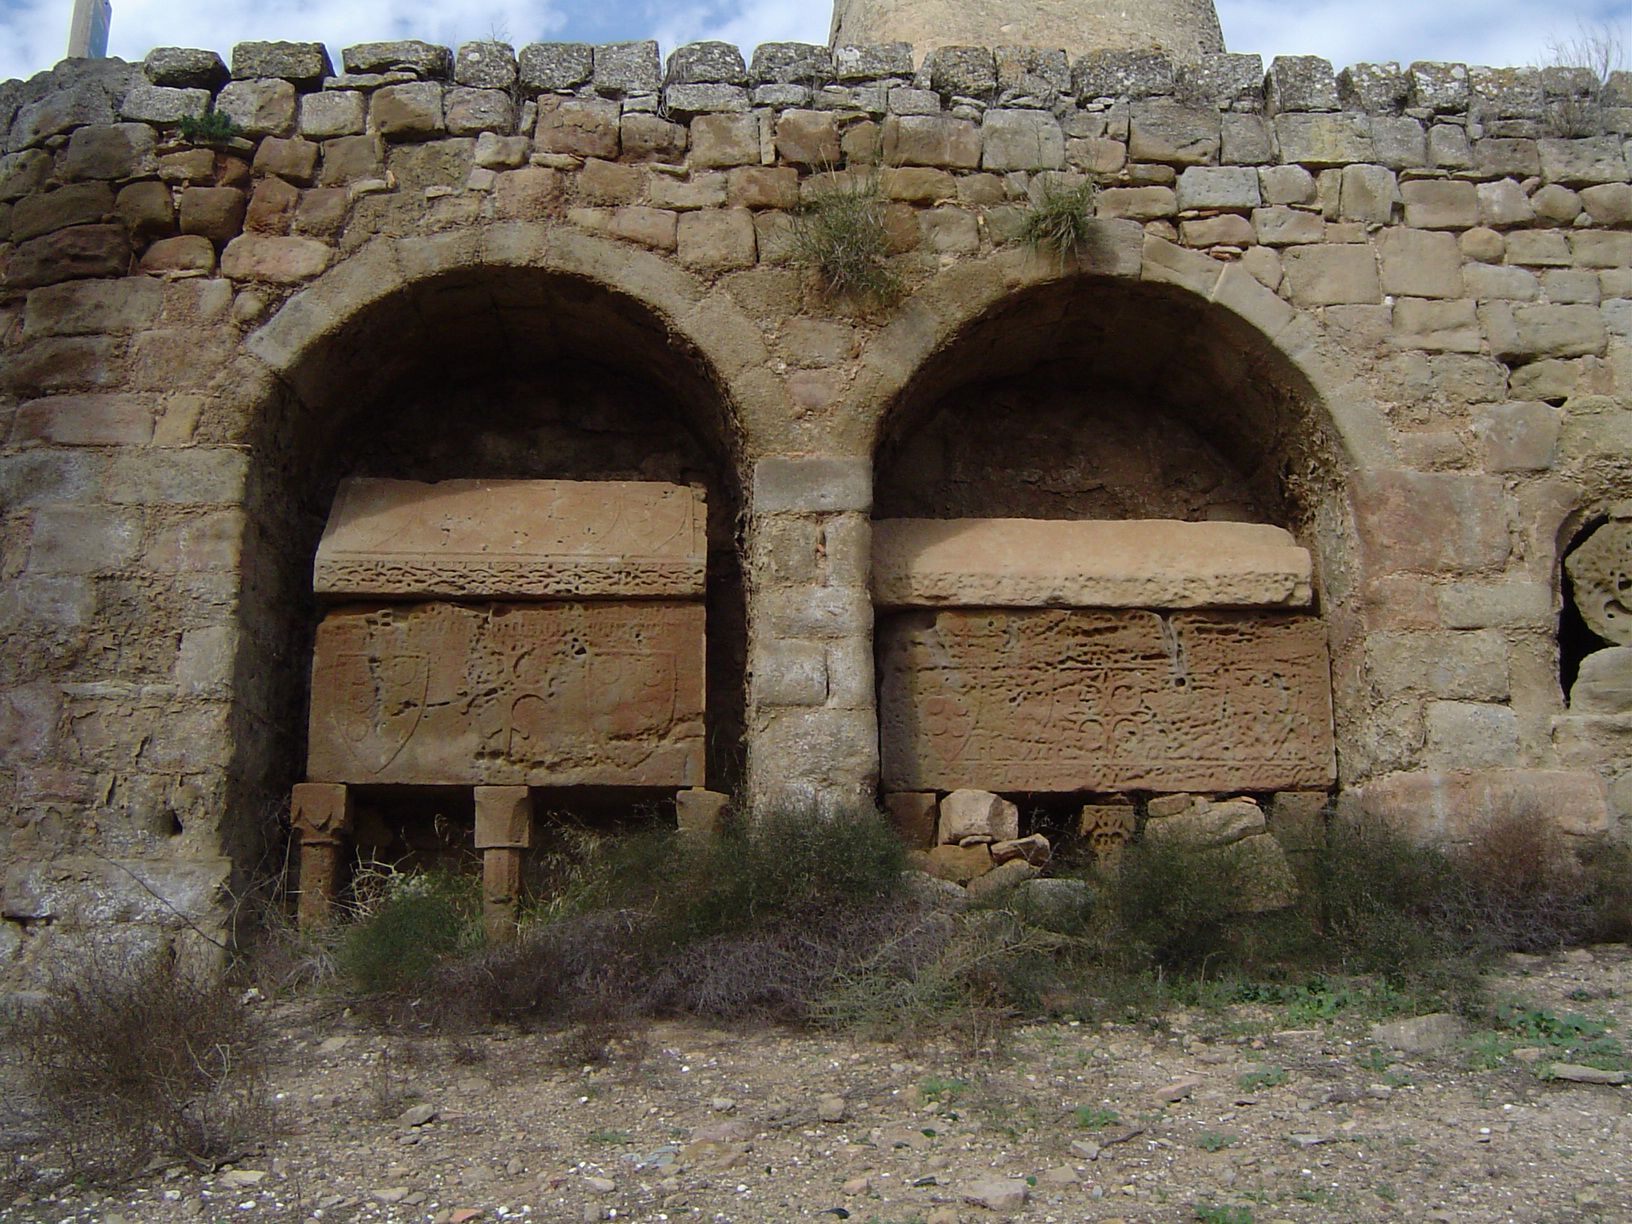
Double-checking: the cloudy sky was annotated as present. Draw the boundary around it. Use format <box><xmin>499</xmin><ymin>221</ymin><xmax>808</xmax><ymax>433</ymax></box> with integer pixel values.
<box><xmin>0</xmin><ymin>0</ymin><xmax>1628</xmax><ymax>88</ymax></box>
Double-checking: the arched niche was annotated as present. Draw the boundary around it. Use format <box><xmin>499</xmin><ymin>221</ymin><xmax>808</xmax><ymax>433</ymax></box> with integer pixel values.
<box><xmin>871</xmin><ymin>271</ymin><xmax>1355</xmax><ymax>814</ymax></box>
<box><xmin>231</xmin><ymin>263</ymin><xmax>745</xmax><ymax>872</ymax></box>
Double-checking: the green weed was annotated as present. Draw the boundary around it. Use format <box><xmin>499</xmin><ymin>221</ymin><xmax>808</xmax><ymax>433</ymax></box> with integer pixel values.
<box><xmin>1197</xmin><ymin>1130</ymin><xmax>1238</xmax><ymax>1152</ymax></box>
<box><xmin>1237</xmin><ymin>1066</ymin><xmax>1288</xmax><ymax>1091</ymax></box>
<box><xmin>1018</xmin><ymin>177</ymin><xmax>1098</xmax><ymax>256</ymax></box>
<box><xmin>791</xmin><ymin>176</ymin><xmax>902</xmax><ymax>306</ymax></box>
<box><xmin>1074</xmin><ymin>1105</ymin><xmax>1120</xmax><ymax>1130</ymax></box>
<box><xmin>177</xmin><ymin>110</ymin><xmax>243</xmax><ymax>142</ymax></box>
<box><xmin>1193</xmin><ymin>1205</ymin><xmax>1254</xmax><ymax>1224</ymax></box>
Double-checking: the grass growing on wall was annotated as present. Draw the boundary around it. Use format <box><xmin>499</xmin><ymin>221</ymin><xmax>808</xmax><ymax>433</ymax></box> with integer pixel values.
<box><xmin>790</xmin><ymin>176</ymin><xmax>903</xmax><ymax>306</ymax></box>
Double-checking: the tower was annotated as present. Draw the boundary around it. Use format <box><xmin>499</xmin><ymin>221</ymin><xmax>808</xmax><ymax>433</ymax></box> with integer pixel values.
<box><xmin>830</xmin><ymin>0</ymin><xmax>1225</xmax><ymax>62</ymax></box>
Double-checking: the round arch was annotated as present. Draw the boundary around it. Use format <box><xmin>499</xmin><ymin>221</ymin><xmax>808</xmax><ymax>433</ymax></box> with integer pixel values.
<box><xmin>215</xmin><ymin>229</ymin><xmax>766</xmax><ymax>857</ymax></box>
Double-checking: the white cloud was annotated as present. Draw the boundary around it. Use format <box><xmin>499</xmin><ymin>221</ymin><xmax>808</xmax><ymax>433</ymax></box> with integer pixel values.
<box><xmin>0</xmin><ymin>0</ymin><xmax>1627</xmax><ymax>87</ymax></box>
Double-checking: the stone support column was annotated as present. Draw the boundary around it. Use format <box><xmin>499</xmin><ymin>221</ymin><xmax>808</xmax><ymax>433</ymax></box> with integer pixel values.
<box><xmin>291</xmin><ymin>782</ymin><xmax>352</xmax><ymax>928</ymax></box>
<box><xmin>474</xmin><ymin>785</ymin><xmax>532</xmax><ymax>940</ymax></box>
<box><xmin>744</xmin><ymin>456</ymin><xmax>879</xmax><ymax>817</ymax></box>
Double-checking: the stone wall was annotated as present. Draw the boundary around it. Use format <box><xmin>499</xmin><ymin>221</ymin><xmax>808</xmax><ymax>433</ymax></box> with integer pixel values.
<box><xmin>4</xmin><ymin>34</ymin><xmax>1632</xmax><ymax>975</ymax></box>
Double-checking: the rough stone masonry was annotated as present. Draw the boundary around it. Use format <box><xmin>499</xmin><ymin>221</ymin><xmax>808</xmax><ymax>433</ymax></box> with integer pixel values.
<box><xmin>5</xmin><ymin>0</ymin><xmax>1632</xmax><ymax>978</ymax></box>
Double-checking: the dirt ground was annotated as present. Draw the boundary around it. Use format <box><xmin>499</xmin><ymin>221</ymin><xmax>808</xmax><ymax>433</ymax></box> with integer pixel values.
<box><xmin>4</xmin><ymin>944</ymin><xmax>1631</xmax><ymax>1224</ymax></box>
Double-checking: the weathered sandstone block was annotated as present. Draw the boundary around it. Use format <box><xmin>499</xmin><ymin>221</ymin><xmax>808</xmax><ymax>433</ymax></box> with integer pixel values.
<box><xmin>1566</xmin><ymin>521</ymin><xmax>1632</xmax><ymax>646</ymax></box>
<box><xmin>938</xmin><ymin>788</ymin><xmax>1019</xmax><ymax>844</ymax></box>
<box><xmin>879</xmin><ymin>609</ymin><xmax>1334</xmax><ymax>793</ymax></box>
<box><xmin>1570</xmin><ymin>647</ymin><xmax>1632</xmax><ymax>713</ymax></box>
<box><xmin>308</xmin><ymin>600</ymin><xmax>705</xmax><ymax>786</ymax></box>
<box><xmin>313</xmin><ymin>478</ymin><xmax>706</xmax><ymax>599</ymax></box>
<box><xmin>871</xmin><ymin>519</ymin><xmax>1313</xmax><ymax>610</ymax></box>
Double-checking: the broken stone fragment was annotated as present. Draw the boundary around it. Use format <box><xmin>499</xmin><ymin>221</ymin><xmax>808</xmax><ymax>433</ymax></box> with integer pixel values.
<box><xmin>1143</xmin><ymin>796</ymin><xmax>1266</xmax><ymax>848</ymax></box>
<box><xmin>990</xmin><ymin>833</ymin><xmax>1050</xmax><ymax>865</ymax></box>
<box><xmin>937</xmin><ymin>788</ymin><xmax>1019</xmax><ymax>845</ymax></box>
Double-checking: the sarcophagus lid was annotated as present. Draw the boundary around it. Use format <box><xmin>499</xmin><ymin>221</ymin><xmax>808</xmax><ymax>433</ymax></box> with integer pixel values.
<box><xmin>872</xmin><ymin>518</ymin><xmax>1313</xmax><ymax>610</ymax></box>
<box><xmin>313</xmin><ymin>478</ymin><xmax>707</xmax><ymax>600</ymax></box>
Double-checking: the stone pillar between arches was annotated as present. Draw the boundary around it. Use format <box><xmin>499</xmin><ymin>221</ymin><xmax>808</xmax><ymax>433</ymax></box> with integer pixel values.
<box><xmin>744</xmin><ymin>456</ymin><xmax>879</xmax><ymax>817</ymax></box>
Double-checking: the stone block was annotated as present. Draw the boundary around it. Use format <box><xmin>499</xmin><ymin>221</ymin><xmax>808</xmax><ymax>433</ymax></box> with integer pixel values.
<box><xmin>938</xmin><ymin>789</ymin><xmax>1020</xmax><ymax>845</ymax></box>
<box><xmin>979</xmin><ymin>110</ymin><xmax>1063</xmax><ymax>172</ymax></box>
<box><xmin>1127</xmin><ymin>100</ymin><xmax>1220</xmax><ymax>165</ymax></box>
<box><xmin>1145</xmin><ymin>796</ymin><xmax>1265</xmax><ymax>847</ymax></box>
<box><xmin>219</xmin><ymin>234</ymin><xmax>330</xmax><ymax>283</ymax></box>
<box><xmin>445</xmin><ymin>88</ymin><xmax>513</xmax><ymax>137</ymax></box>
<box><xmin>1476</xmin><ymin>137</ymin><xmax>1541</xmax><ymax>178</ymax></box>
<box><xmin>1180</xmin><ymin>214</ymin><xmax>1253</xmax><ymax>247</ymax></box>
<box><xmin>916</xmin><ymin>843</ymin><xmax>994</xmax><ymax>882</ymax></box>
<box><xmin>880</xmin><ymin>608</ymin><xmax>1335</xmax><ymax>793</ymax></box>
<box><xmin>62</xmin><ymin>123</ymin><xmax>155</xmax><ymax>181</ymax></box>
<box><xmin>11</xmin><ymin>182</ymin><xmax>115</xmax><ymax>243</ymax></box>
<box><xmin>1368</xmin><ymin>630</ymin><xmax>1510</xmax><ymax>701</ymax></box>
<box><xmin>1220</xmin><ymin>114</ymin><xmax>1273</xmax><ymax>165</ymax></box>
<box><xmin>309</xmin><ymin>600</ymin><xmax>705</xmax><ymax>786</ymax></box>
<box><xmin>1392</xmin><ymin>298</ymin><xmax>1480</xmax><ymax>352</ymax></box>
<box><xmin>0</xmin><ymin>150</ymin><xmax>53</xmax><ymax>202</ymax></box>
<box><xmin>533</xmin><ymin>96</ymin><xmax>620</xmax><ymax>159</ymax></box>
<box><xmin>926</xmin><ymin>46</ymin><xmax>996</xmax><ymax>99</ymax></box>
<box><xmin>1570</xmin><ymin>231</ymin><xmax>1632</xmax><ymax>269</ymax></box>
<box><xmin>370</xmin><ymin>82</ymin><xmax>444</xmax><ymax>141</ymax></box>
<box><xmin>1581</xmin><ymin>182</ymin><xmax>1632</xmax><ymax>225</ymax></box>
<box><xmin>1251</xmin><ymin>205</ymin><xmax>1322</xmax><ymax>245</ymax></box>
<box><xmin>474</xmin><ymin>785</ymin><xmax>532</xmax><ymax>849</ymax></box>
<box><xmin>1282</xmin><ymin>243</ymin><xmax>1380</xmax><ymax>306</ymax></box>
<box><xmin>1354</xmin><ymin>471</ymin><xmax>1510</xmax><ymax>573</ymax></box>
<box><xmin>179</xmin><ymin>187</ymin><xmax>247</xmax><ymax>242</ymax></box>
<box><xmin>620</xmin><ymin>113</ymin><xmax>687</xmax><ymax>162</ymax></box>
<box><xmin>1273</xmin><ymin>113</ymin><xmax>1373</xmax><ymax>166</ymax></box>
<box><xmin>919</xmin><ymin>206</ymin><xmax>978</xmax><ymax>253</ymax></box>
<box><xmin>1071</xmin><ymin>50</ymin><xmax>1174</xmax><ymax>99</ymax></box>
<box><xmin>296</xmin><ymin>91</ymin><xmax>365</xmax><ymax>140</ymax></box>
<box><xmin>645</xmin><ymin>172</ymin><xmax>724</xmax><ymax>210</ymax></box>
<box><xmin>1538</xmin><ymin>136</ymin><xmax>1627</xmax><ymax>184</ymax></box>
<box><xmin>882</xmin><ymin>115</ymin><xmax>981</xmax><ymax>169</ymax></box>
<box><xmin>676</xmin><ymin>788</ymin><xmax>730</xmax><ymax>836</ymax></box>
<box><xmin>1096</xmin><ymin>185</ymin><xmax>1175</xmax><ymax>220</ymax></box>
<box><xmin>137</xmin><ymin>235</ymin><xmax>215</xmax><ymax>276</ymax></box>
<box><xmin>1483</xmin><ymin>302</ymin><xmax>1607</xmax><ymax>361</ymax></box>
<box><xmin>567</xmin><ymin>205</ymin><xmax>676</xmax><ymax>250</ymax></box>
<box><xmin>214</xmin><ymin>78</ymin><xmax>296</xmax><ymax>137</ymax></box>
<box><xmin>25</xmin><ymin>505</ymin><xmax>140</xmax><ymax>574</ymax></box>
<box><xmin>1368</xmin><ymin>115</ymin><xmax>1427</xmax><ymax>169</ymax></box>
<box><xmin>872</xmin><ymin>518</ymin><xmax>1311</xmax><ymax>610</ymax></box>
<box><xmin>315</xmin><ymin>478</ymin><xmax>704</xmax><ymax>598</ymax></box>
<box><xmin>1408</xmin><ymin>61</ymin><xmax>1469</xmax><ymax>111</ymax></box>
<box><xmin>144</xmin><ymin>47</ymin><xmax>229</xmax><ymax>89</ymax></box>
<box><xmin>245</xmin><ymin>177</ymin><xmax>299</xmax><ymax>233</ymax></box>
<box><xmin>1428</xmin><ymin>124</ymin><xmax>1474</xmax><ymax>168</ymax></box>
<box><xmin>888</xmin><ymin>87</ymin><xmax>940</xmax><ymax>114</ymax></box>
<box><xmin>1424</xmin><ymin>701</ymin><xmax>1520</xmax><ymax>770</ymax></box>
<box><xmin>1504</xmin><ymin>229</ymin><xmax>1572</xmax><ymax>266</ymax></box>
<box><xmin>22</xmin><ymin>278</ymin><xmax>162</xmax><ymax>337</ymax></box>
<box><xmin>690</xmin><ymin>113</ymin><xmax>760</xmax><ymax>168</ymax></box>
<box><xmin>752</xmin><ymin>42</ymin><xmax>834</xmax><ymax>85</ymax></box>
<box><xmin>1178</xmin><ymin>52</ymin><xmax>1264</xmax><ymax>109</ymax></box>
<box><xmin>341</xmin><ymin>40</ymin><xmax>452</xmax><ymax>78</ymax></box>
<box><xmin>775</xmin><ymin>110</ymin><xmax>840</xmax><ymax>167</ymax></box>
<box><xmin>1377</xmin><ymin>228</ymin><xmax>1463</xmax><ymax>299</ymax></box>
<box><xmin>1439</xmin><ymin>581</ymin><xmax>1552</xmax><ymax>630</ymax></box>
<box><xmin>12</xmin><ymin>393</ymin><xmax>153</xmax><ymax>445</ymax></box>
<box><xmin>1400</xmin><ymin>179</ymin><xmax>1478</xmax><ymax>229</ymax></box>
<box><xmin>472</xmin><ymin>132</ymin><xmax>530</xmax><ymax>170</ymax></box>
<box><xmin>1175</xmin><ymin>166</ymin><xmax>1259</xmax><ymax>211</ymax></box>
<box><xmin>455</xmin><ymin>41</ymin><xmax>517</xmax><ymax>89</ymax></box>
<box><xmin>1569</xmin><ymin>647</ymin><xmax>1632</xmax><ymax>713</ymax></box>
<box><xmin>593</xmin><ymin>41</ymin><xmax>662</xmax><ymax>97</ymax></box>
<box><xmin>755</xmin><ymin>638</ymin><xmax>828</xmax><ymax>706</ymax></box>
<box><xmin>517</xmin><ymin>43</ymin><xmax>592</xmax><ymax>94</ymax></box>
<box><xmin>753</xmin><ymin>457</ymin><xmax>870</xmax><ymax>514</ymax></box>
<box><xmin>664</xmin><ymin>84</ymin><xmax>750</xmax><ymax>116</ymax></box>
<box><xmin>1337</xmin><ymin>164</ymin><xmax>1397</xmax><ymax>224</ymax></box>
<box><xmin>252</xmin><ymin>136</ymin><xmax>318</xmax><ymax>185</ymax></box>
<box><xmin>667</xmin><ymin>41</ymin><xmax>748</xmax><ymax>87</ymax></box>
<box><xmin>676</xmin><ymin>206</ymin><xmax>756</xmax><ymax>269</ymax></box>
<box><xmin>5</xmin><ymin>226</ymin><xmax>131</xmax><ymax>289</ymax></box>
<box><xmin>10</xmin><ymin>83</ymin><xmax>117</xmax><ymax>148</ymax></box>
<box><xmin>884</xmin><ymin>792</ymin><xmax>938</xmax><ymax>848</ymax></box>
<box><xmin>1532</xmin><ymin>183</ymin><xmax>1582</xmax><ymax>225</ymax></box>
<box><xmin>1267</xmin><ymin>55</ymin><xmax>1338</xmax><ymax>112</ymax></box>
<box><xmin>318</xmin><ymin>134</ymin><xmax>384</xmax><ymax>186</ymax></box>
<box><xmin>1475</xmin><ymin>401</ymin><xmax>1560</xmax><ymax>472</ymax></box>
<box><xmin>231</xmin><ymin>41</ymin><xmax>333</xmax><ymax>87</ymax></box>
<box><xmin>1476</xmin><ymin>179</ymin><xmax>1533</xmax><ymax>227</ymax></box>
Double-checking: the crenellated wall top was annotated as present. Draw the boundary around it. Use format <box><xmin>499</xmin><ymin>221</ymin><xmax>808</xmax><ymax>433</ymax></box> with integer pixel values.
<box><xmin>2</xmin><ymin>38</ymin><xmax>1632</xmax><ymax>161</ymax></box>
